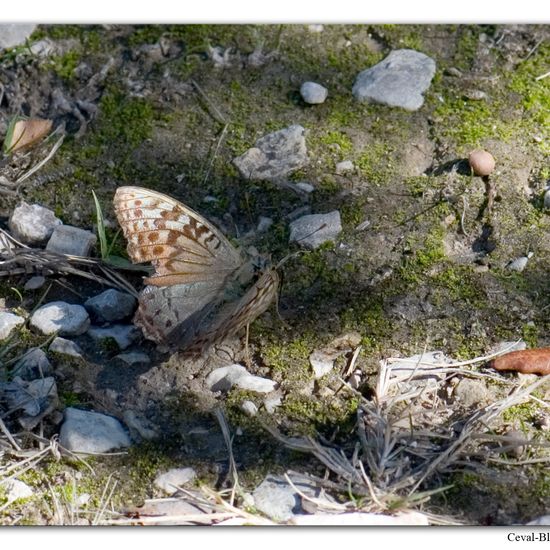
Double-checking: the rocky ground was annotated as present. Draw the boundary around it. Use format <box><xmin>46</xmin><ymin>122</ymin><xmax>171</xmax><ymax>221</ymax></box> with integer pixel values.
<box><xmin>0</xmin><ymin>24</ymin><xmax>549</xmax><ymax>525</ymax></box>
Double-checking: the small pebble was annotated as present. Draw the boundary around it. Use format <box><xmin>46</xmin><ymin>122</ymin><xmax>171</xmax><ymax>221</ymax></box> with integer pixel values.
<box><xmin>2</xmin><ymin>479</ymin><xmax>33</xmax><ymax>503</ymax></box>
<box><xmin>300</xmin><ymin>81</ymin><xmax>328</xmax><ymax>104</ymax></box>
<box><xmin>257</xmin><ymin>216</ymin><xmax>274</xmax><ymax>234</ymax></box>
<box><xmin>464</xmin><ymin>90</ymin><xmax>488</xmax><ymax>101</ymax></box>
<box><xmin>8</xmin><ymin>202</ymin><xmax>62</xmax><ymax>245</ymax></box>
<box><xmin>87</xmin><ymin>325</ymin><xmax>140</xmax><ymax>350</ymax></box>
<box><xmin>84</xmin><ymin>289</ymin><xmax>137</xmax><ymax>323</ymax></box>
<box><xmin>543</xmin><ymin>189</ymin><xmax>550</xmax><ymax>209</ymax></box>
<box><xmin>289</xmin><ymin>211</ymin><xmax>342</xmax><ymax>249</ymax></box>
<box><xmin>294</xmin><ymin>182</ymin><xmax>314</xmax><ymax>193</ymax></box>
<box><xmin>506</xmin><ymin>253</ymin><xmax>532</xmax><ymax>273</ymax></box>
<box><xmin>335</xmin><ymin>160</ymin><xmax>354</xmax><ymax>175</ymax></box>
<box><xmin>24</xmin><ymin>276</ymin><xmax>46</xmax><ymax>291</ymax></box>
<box><xmin>46</xmin><ymin>225</ymin><xmax>97</xmax><ymax>257</ymax></box>
<box><xmin>468</xmin><ymin>149</ymin><xmax>495</xmax><ymax>176</ymax></box>
<box><xmin>49</xmin><ymin>337</ymin><xmax>83</xmax><ymax>358</ymax></box>
<box><xmin>115</xmin><ymin>351</ymin><xmax>150</xmax><ymax>365</ymax></box>
<box><xmin>307</xmin><ymin>24</ymin><xmax>324</xmax><ymax>33</ymax></box>
<box><xmin>13</xmin><ymin>347</ymin><xmax>52</xmax><ymax>379</ymax></box>
<box><xmin>154</xmin><ymin>468</ymin><xmax>196</xmax><ymax>494</ymax></box>
<box><xmin>241</xmin><ymin>400</ymin><xmax>258</xmax><ymax>416</ymax></box>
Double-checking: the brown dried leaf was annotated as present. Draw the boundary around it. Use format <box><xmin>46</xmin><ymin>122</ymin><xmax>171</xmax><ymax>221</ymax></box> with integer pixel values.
<box><xmin>7</xmin><ymin>118</ymin><xmax>53</xmax><ymax>153</ymax></box>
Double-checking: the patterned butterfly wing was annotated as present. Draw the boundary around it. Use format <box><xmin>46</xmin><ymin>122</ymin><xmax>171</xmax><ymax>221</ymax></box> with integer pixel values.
<box><xmin>114</xmin><ymin>186</ymin><xmax>243</xmax><ymax>287</ymax></box>
<box><xmin>186</xmin><ymin>268</ymin><xmax>280</xmax><ymax>355</ymax></box>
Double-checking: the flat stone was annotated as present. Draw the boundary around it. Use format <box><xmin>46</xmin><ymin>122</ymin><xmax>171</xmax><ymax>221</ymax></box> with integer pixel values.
<box><xmin>24</xmin><ymin>276</ymin><xmax>46</xmax><ymax>291</ymax></box>
<box><xmin>30</xmin><ymin>302</ymin><xmax>90</xmax><ymax>336</ymax></box>
<box><xmin>49</xmin><ymin>337</ymin><xmax>83</xmax><ymax>358</ymax></box>
<box><xmin>506</xmin><ymin>255</ymin><xmax>531</xmax><ymax>272</ymax></box>
<box><xmin>527</xmin><ymin>515</ymin><xmax>550</xmax><ymax>525</ymax></box>
<box><xmin>300</xmin><ymin>81</ymin><xmax>328</xmax><ymax>104</ymax></box>
<box><xmin>352</xmin><ymin>49</ymin><xmax>436</xmax><ymax>111</ymax></box>
<box><xmin>453</xmin><ymin>378</ymin><xmax>491</xmax><ymax>409</ymax></box>
<box><xmin>0</xmin><ymin>312</ymin><xmax>25</xmax><ymax>340</ymax></box>
<box><xmin>154</xmin><ymin>468</ymin><xmax>197</xmax><ymax>494</ymax></box>
<box><xmin>46</xmin><ymin>225</ymin><xmax>97</xmax><ymax>257</ymax></box>
<box><xmin>8</xmin><ymin>202</ymin><xmax>62</xmax><ymax>245</ymax></box>
<box><xmin>0</xmin><ymin>24</ymin><xmax>37</xmax><ymax>50</ymax></box>
<box><xmin>289</xmin><ymin>211</ymin><xmax>342</xmax><ymax>249</ymax></box>
<box><xmin>59</xmin><ymin>407</ymin><xmax>131</xmax><ymax>453</ymax></box>
<box><xmin>84</xmin><ymin>289</ymin><xmax>137</xmax><ymax>323</ymax></box>
<box><xmin>233</xmin><ymin>125</ymin><xmax>308</xmax><ymax>180</ymax></box>
<box><xmin>253</xmin><ymin>474</ymin><xmax>335</xmax><ymax>522</ymax></box>
<box><xmin>309</xmin><ymin>350</ymin><xmax>335</xmax><ymax>378</ymax></box>
<box><xmin>294</xmin><ymin>182</ymin><xmax>314</xmax><ymax>193</ymax></box>
<box><xmin>115</xmin><ymin>351</ymin><xmax>150</xmax><ymax>365</ymax></box>
<box><xmin>87</xmin><ymin>324</ymin><xmax>140</xmax><ymax>350</ymax></box>
<box><xmin>13</xmin><ymin>348</ymin><xmax>52</xmax><ymax>380</ymax></box>
<box><xmin>206</xmin><ymin>364</ymin><xmax>277</xmax><ymax>393</ymax></box>
<box><xmin>264</xmin><ymin>392</ymin><xmax>282</xmax><ymax>413</ymax></box>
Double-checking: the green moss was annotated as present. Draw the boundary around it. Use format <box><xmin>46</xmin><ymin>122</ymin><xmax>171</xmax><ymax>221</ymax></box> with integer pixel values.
<box><xmin>50</xmin><ymin>50</ymin><xmax>81</xmax><ymax>82</ymax></box>
<box><xmin>355</xmin><ymin>141</ymin><xmax>396</xmax><ymax>185</ymax></box>
<box><xmin>521</xmin><ymin>323</ymin><xmax>539</xmax><ymax>348</ymax></box>
<box><xmin>317</xmin><ymin>130</ymin><xmax>354</xmax><ymax>157</ymax></box>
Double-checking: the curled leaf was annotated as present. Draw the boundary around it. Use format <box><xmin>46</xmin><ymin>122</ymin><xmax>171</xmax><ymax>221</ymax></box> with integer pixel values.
<box><xmin>488</xmin><ymin>348</ymin><xmax>550</xmax><ymax>375</ymax></box>
<box><xmin>4</xmin><ymin>117</ymin><xmax>53</xmax><ymax>154</ymax></box>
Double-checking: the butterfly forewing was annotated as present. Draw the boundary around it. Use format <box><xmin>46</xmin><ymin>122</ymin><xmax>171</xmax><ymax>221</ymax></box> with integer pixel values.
<box><xmin>114</xmin><ymin>186</ymin><xmax>243</xmax><ymax>286</ymax></box>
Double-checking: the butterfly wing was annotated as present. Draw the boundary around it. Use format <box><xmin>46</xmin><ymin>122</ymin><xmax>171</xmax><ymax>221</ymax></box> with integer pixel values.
<box><xmin>186</xmin><ymin>268</ymin><xmax>280</xmax><ymax>354</ymax></box>
<box><xmin>114</xmin><ymin>186</ymin><xmax>243</xmax><ymax>286</ymax></box>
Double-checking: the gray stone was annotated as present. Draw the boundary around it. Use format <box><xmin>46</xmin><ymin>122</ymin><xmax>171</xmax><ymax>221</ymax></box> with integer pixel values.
<box><xmin>309</xmin><ymin>350</ymin><xmax>335</xmax><ymax>378</ymax></box>
<box><xmin>294</xmin><ymin>182</ymin><xmax>314</xmax><ymax>193</ymax></box>
<box><xmin>8</xmin><ymin>202</ymin><xmax>62</xmax><ymax>245</ymax></box>
<box><xmin>544</xmin><ymin>189</ymin><xmax>550</xmax><ymax>209</ymax></box>
<box><xmin>335</xmin><ymin>160</ymin><xmax>354</xmax><ymax>175</ymax></box>
<box><xmin>46</xmin><ymin>225</ymin><xmax>97</xmax><ymax>257</ymax></box>
<box><xmin>506</xmin><ymin>254</ymin><xmax>532</xmax><ymax>272</ymax></box>
<box><xmin>352</xmin><ymin>49</ymin><xmax>436</xmax><ymax>111</ymax></box>
<box><xmin>123</xmin><ymin>410</ymin><xmax>159</xmax><ymax>441</ymax></box>
<box><xmin>233</xmin><ymin>125</ymin><xmax>308</xmax><ymax>180</ymax></box>
<box><xmin>0</xmin><ymin>24</ymin><xmax>36</xmax><ymax>50</ymax></box>
<box><xmin>115</xmin><ymin>351</ymin><xmax>150</xmax><ymax>365</ymax></box>
<box><xmin>87</xmin><ymin>324</ymin><xmax>140</xmax><ymax>350</ymax></box>
<box><xmin>154</xmin><ymin>468</ymin><xmax>196</xmax><ymax>494</ymax></box>
<box><xmin>2</xmin><ymin>479</ymin><xmax>33</xmax><ymax>503</ymax></box>
<box><xmin>453</xmin><ymin>378</ymin><xmax>491</xmax><ymax>409</ymax></box>
<box><xmin>257</xmin><ymin>216</ymin><xmax>274</xmax><ymax>234</ymax></box>
<box><xmin>0</xmin><ymin>312</ymin><xmax>25</xmax><ymax>340</ymax></box>
<box><xmin>252</xmin><ymin>474</ymin><xmax>334</xmax><ymax>522</ymax></box>
<box><xmin>29</xmin><ymin>38</ymin><xmax>55</xmax><ymax>57</ymax></box>
<box><xmin>24</xmin><ymin>276</ymin><xmax>46</xmax><ymax>291</ymax></box>
<box><xmin>30</xmin><ymin>302</ymin><xmax>90</xmax><ymax>336</ymax></box>
<box><xmin>206</xmin><ymin>364</ymin><xmax>277</xmax><ymax>394</ymax></box>
<box><xmin>84</xmin><ymin>289</ymin><xmax>137</xmax><ymax>323</ymax></box>
<box><xmin>300</xmin><ymin>81</ymin><xmax>328</xmax><ymax>104</ymax></box>
<box><xmin>49</xmin><ymin>337</ymin><xmax>83</xmax><ymax>358</ymax></box>
<box><xmin>489</xmin><ymin>340</ymin><xmax>526</xmax><ymax>355</ymax></box>
<box><xmin>289</xmin><ymin>211</ymin><xmax>342</xmax><ymax>249</ymax></box>
<box><xmin>13</xmin><ymin>348</ymin><xmax>52</xmax><ymax>380</ymax></box>
<box><xmin>59</xmin><ymin>407</ymin><xmax>131</xmax><ymax>453</ymax></box>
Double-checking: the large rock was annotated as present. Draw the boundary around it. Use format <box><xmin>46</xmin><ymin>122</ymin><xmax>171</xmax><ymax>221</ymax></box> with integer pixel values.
<box><xmin>352</xmin><ymin>49</ymin><xmax>436</xmax><ymax>111</ymax></box>
<box><xmin>30</xmin><ymin>302</ymin><xmax>90</xmax><ymax>336</ymax></box>
<box><xmin>233</xmin><ymin>125</ymin><xmax>308</xmax><ymax>180</ymax></box>
<box><xmin>289</xmin><ymin>211</ymin><xmax>342</xmax><ymax>249</ymax></box>
<box><xmin>0</xmin><ymin>24</ymin><xmax>37</xmax><ymax>50</ymax></box>
<box><xmin>8</xmin><ymin>202</ymin><xmax>62</xmax><ymax>245</ymax></box>
<box><xmin>59</xmin><ymin>407</ymin><xmax>131</xmax><ymax>453</ymax></box>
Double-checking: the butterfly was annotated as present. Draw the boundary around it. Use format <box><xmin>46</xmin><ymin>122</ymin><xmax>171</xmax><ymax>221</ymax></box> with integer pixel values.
<box><xmin>113</xmin><ymin>186</ymin><xmax>279</xmax><ymax>354</ymax></box>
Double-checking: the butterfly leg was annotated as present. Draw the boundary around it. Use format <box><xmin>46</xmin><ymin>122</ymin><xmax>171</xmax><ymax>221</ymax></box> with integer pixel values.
<box><xmin>244</xmin><ymin>323</ymin><xmax>252</xmax><ymax>368</ymax></box>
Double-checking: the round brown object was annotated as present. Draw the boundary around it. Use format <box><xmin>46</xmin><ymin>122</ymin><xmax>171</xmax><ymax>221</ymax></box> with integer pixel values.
<box><xmin>468</xmin><ymin>149</ymin><xmax>495</xmax><ymax>176</ymax></box>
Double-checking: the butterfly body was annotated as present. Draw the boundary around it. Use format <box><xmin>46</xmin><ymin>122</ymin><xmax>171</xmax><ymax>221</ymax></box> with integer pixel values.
<box><xmin>114</xmin><ymin>186</ymin><xmax>278</xmax><ymax>354</ymax></box>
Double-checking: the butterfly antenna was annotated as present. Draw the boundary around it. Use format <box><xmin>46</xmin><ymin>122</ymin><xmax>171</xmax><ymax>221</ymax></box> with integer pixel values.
<box><xmin>275</xmin><ymin>222</ymin><xmax>328</xmax><ymax>270</ymax></box>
